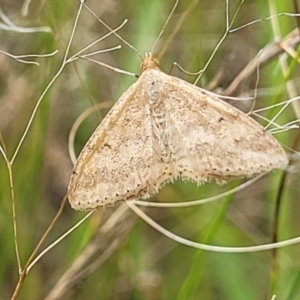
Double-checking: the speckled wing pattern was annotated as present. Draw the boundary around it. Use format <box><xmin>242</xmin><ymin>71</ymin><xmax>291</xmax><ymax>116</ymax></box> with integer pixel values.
<box><xmin>158</xmin><ymin>71</ymin><xmax>288</xmax><ymax>182</ymax></box>
<box><xmin>68</xmin><ymin>55</ymin><xmax>288</xmax><ymax>210</ymax></box>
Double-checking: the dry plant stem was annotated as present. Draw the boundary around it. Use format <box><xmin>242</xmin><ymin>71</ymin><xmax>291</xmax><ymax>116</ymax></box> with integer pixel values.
<box><xmin>264</xmin><ymin>98</ymin><xmax>298</xmax><ymax>132</ymax></box>
<box><xmin>68</xmin><ymin>102</ymin><xmax>114</xmax><ymax>164</ymax></box>
<box><xmin>133</xmin><ymin>175</ymin><xmax>263</xmax><ymax>208</ymax></box>
<box><xmin>268</xmin><ymin>0</ymin><xmax>281</xmax><ymax>294</ymax></box>
<box><xmin>27</xmin><ymin>210</ymin><xmax>94</xmax><ymax>273</ymax></box>
<box><xmin>11</xmin><ymin>196</ymin><xmax>67</xmax><ymax>300</ymax></box>
<box><xmin>176</xmin><ymin>8</ymin><xmax>299</xmax><ymax>88</ymax></box>
<box><xmin>82</xmin><ymin>57</ymin><xmax>136</xmax><ymax>77</ymax></box>
<box><xmin>83</xmin><ymin>0</ymin><xmax>176</xmax><ymax>60</ymax></box>
<box><xmin>11</xmin><ymin>1</ymin><xmax>84</xmax><ymax>164</ymax></box>
<box><xmin>8</xmin><ymin>3</ymin><xmax>125</xmax><ymax>164</ymax></box>
<box><xmin>252</xmin><ymin>96</ymin><xmax>300</xmax><ymax>126</ymax></box>
<box><xmin>74</xmin><ymin>45</ymin><xmax>121</xmax><ymax>60</ymax></box>
<box><xmin>157</xmin><ymin>0</ymin><xmax>199</xmax><ymax>60</ymax></box>
<box><xmin>223</xmin><ymin>29</ymin><xmax>300</xmax><ymax>96</ymax></box>
<box><xmin>0</xmin><ymin>145</ymin><xmax>21</xmax><ymax>271</ymax></box>
<box><xmin>66</xmin><ymin>18</ymin><xmax>128</xmax><ymax>63</ymax></box>
<box><xmin>268</xmin><ymin>0</ymin><xmax>295</xmax><ymax>296</ymax></box>
<box><xmin>194</xmin><ymin>0</ymin><xmax>245</xmax><ymax>84</ymax></box>
<box><xmin>269</xmin><ymin>129</ymin><xmax>300</xmax><ymax>298</ymax></box>
<box><xmin>230</xmin><ymin>12</ymin><xmax>300</xmax><ymax>33</ymax></box>
<box><xmin>10</xmin><ymin>2</ymin><xmax>85</xmax><ymax>299</ymax></box>
<box><xmin>270</xmin><ymin>171</ymin><xmax>287</xmax><ymax>297</ymax></box>
<box><xmin>128</xmin><ymin>203</ymin><xmax>300</xmax><ymax>252</ymax></box>
<box><xmin>11</xmin><ymin>196</ymin><xmax>68</xmax><ymax>300</ymax></box>
<box><xmin>0</xmin><ymin>49</ymin><xmax>58</xmax><ymax>65</ymax></box>
<box><xmin>0</xmin><ymin>7</ymin><xmax>51</xmax><ymax>33</ymax></box>
<box><xmin>21</xmin><ymin>0</ymin><xmax>31</xmax><ymax>16</ymax></box>
<box><xmin>293</xmin><ymin>0</ymin><xmax>300</xmax><ymax>35</ymax></box>
<box><xmin>7</xmin><ymin>162</ymin><xmax>21</xmax><ymax>272</ymax></box>
<box><xmin>25</xmin><ymin>196</ymin><xmax>67</xmax><ymax>270</ymax></box>
<box><xmin>247</xmin><ymin>51</ymin><xmax>261</xmax><ymax>115</ymax></box>
<box><xmin>82</xmin><ymin>2</ymin><xmax>143</xmax><ymax>59</ymax></box>
<box><xmin>10</xmin><ymin>8</ymin><xmax>126</xmax><ymax>297</ymax></box>
<box><xmin>280</xmin><ymin>41</ymin><xmax>300</xmax><ymax>64</ymax></box>
<box><xmin>44</xmin><ymin>205</ymin><xmax>138</xmax><ymax>300</ymax></box>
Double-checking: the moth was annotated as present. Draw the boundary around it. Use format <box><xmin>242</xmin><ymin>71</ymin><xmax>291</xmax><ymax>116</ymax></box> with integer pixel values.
<box><xmin>68</xmin><ymin>53</ymin><xmax>288</xmax><ymax>210</ymax></box>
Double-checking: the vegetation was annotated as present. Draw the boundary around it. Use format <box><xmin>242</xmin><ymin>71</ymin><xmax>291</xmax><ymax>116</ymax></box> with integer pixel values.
<box><xmin>0</xmin><ymin>0</ymin><xmax>299</xmax><ymax>299</ymax></box>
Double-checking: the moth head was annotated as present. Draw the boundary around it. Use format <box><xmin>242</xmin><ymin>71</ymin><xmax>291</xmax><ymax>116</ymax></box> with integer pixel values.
<box><xmin>141</xmin><ymin>52</ymin><xmax>160</xmax><ymax>71</ymax></box>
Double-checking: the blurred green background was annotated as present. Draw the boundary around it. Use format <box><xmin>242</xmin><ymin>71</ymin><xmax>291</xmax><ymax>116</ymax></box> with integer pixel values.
<box><xmin>0</xmin><ymin>0</ymin><xmax>299</xmax><ymax>299</ymax></box>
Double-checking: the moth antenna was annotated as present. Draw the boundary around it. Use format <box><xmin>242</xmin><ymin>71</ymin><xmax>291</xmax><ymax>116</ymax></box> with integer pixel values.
<box><xmin>82</xmin><ymin>2</ymin><xmax>144</xmax><ymax>61</ymax></box>
<box><xmin>151</xmin><ymin>0</ymin><xmax>179</xmax><ymax>54</ymax></box>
